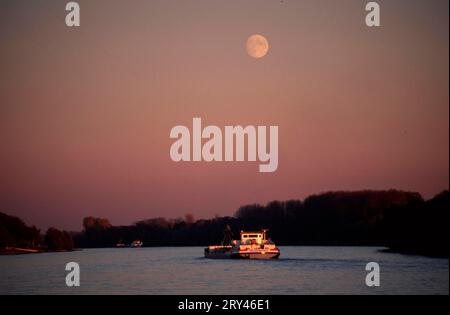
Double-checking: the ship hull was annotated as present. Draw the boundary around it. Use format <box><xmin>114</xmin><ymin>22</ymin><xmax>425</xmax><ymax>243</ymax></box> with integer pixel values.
<box><xmin>204</xmin><ymin>246</ymin><xmax>233</xmax><ymax>259</ymax></box>
<box><xmin>205</xmin><ymin>248</ymin><xmax>280</xmax><ymax>260</ymax></box>
<box><xmin>231</xmin><ymin>251</ymin><xmax>280</xmax><ymax>260</ymax></box>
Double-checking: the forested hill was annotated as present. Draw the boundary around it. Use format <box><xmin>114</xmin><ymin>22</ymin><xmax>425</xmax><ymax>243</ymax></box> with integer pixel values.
<box><xmin>71</xmin><ymin>190</ymin><xmax>449</xmax><ymax>257</ymax></box>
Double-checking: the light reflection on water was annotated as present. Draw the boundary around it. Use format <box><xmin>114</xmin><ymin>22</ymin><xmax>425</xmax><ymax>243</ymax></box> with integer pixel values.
<box><xmin>0</xmin><ymin>247</ymin><xmax>448</xmax><ymax>295</ymax></box>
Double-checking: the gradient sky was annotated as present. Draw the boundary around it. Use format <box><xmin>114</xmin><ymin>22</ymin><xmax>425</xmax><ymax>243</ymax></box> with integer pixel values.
<box><xmin>0</xmin><ymin>0</ymin><xmax>448</xmax><ymax>230</ymax></box>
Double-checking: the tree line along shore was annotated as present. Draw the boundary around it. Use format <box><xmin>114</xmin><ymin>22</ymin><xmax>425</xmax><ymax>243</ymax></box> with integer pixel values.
<box><xmin>1</xmin><ymin>190</ymin><xmax>448</xmax><ymax>258</ymax></box>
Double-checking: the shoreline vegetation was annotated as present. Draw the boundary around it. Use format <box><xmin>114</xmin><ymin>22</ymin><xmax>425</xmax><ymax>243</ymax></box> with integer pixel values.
<box><xmin>1</xmin><ymin>190</ymin><xmax>448</xmax><ymax>258</ymax></box>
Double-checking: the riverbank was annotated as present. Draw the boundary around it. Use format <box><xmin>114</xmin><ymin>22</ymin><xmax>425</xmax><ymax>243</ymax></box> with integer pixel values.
<box><xmin>380</xmin><ymin>247</ymin><xmax>449</xmax><ymax>259</ymax></box>
<box><xmin>0</xmin><ymin>247</ymin><xmax>78</xmax><ymax>255</ymax></box>
<box><xmin>0</xmin><ymin>247</ymin><xmax>41</xmax><ymax>255</ymax></box>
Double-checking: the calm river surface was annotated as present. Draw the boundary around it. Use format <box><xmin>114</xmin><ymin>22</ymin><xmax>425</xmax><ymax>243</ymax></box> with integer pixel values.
<box><xmin>0</xmin><ymin>247</ymin><xmax>448</xmax><ymax>295</ymax></box>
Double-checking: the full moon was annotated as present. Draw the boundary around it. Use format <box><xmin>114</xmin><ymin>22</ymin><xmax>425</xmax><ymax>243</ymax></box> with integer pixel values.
<box><xmin>246</xmin><ymin>34</ymin><xmax>269</xmax><ymax>59</ymax></box>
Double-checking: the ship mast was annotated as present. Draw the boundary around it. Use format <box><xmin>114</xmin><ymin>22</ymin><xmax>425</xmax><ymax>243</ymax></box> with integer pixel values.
<box><xmin>221</xmin><ymin>225</ymin><xmax>234</xmax><ymax>246</ymax></box>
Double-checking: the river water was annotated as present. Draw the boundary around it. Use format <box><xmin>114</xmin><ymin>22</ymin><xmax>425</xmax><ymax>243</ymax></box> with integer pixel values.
<box><xmin>0</xmin><ymin>247</ymin><xmax>448</xmax><ymax>295</ymax></box>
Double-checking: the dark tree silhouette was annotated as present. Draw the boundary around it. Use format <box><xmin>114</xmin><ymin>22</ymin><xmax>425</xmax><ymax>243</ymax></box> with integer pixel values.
<box><xmin>0</xmin><ymin>212</ymin><xmax>42</xmax><ymax>249</ymax></box>
<box><xmin>382</xmin><ymin>190</ymin><xmax>449</xmax><ymax>257</ymax></box>
<box><xmin>44</xmin><ymin>228</ymin><xmax>74</xmax><ymax>251</ymax></box>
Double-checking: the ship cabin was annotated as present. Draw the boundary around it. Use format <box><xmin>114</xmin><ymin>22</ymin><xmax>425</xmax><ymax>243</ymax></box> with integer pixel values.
<box><xmin>240</xmin><ymin>230</ymin><xmax>269</xmax><ymax>245</ymax></box>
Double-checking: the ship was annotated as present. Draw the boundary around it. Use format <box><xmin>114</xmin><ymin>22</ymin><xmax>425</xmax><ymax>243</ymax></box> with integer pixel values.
<box><xmin>116</xmin><ymin>240</ymin><xmax>143</xmax><ymax>248</ymax></box>
<box><xmin>131</xmin><ymin>240</ymin><xmax>143</xmax><ymax>248</ymax></box>
<box><xmin>116</xmin><ymin>240</ymin><xmax>126</xmax><ymax>248</ymax></box>
<box><xmin>204</xmin><ymin>227</ymin><xmax>280</xmax><ymax>259</ymax></box>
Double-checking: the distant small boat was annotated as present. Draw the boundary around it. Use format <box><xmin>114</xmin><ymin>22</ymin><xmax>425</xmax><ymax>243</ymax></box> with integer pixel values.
<box><xmin>116</xmin><ymin>241</ymin><xmax>126</xmax><ymax>248</ymax></box>
<box><xmin>131</xmin><ymin>240</ymin><xmax>143</xmax><ymax>248</ymax></box>
<box><xmin>205</xmin><ymin>229</ymin><xmax>280</xmax><ymax>259</ymax></box>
